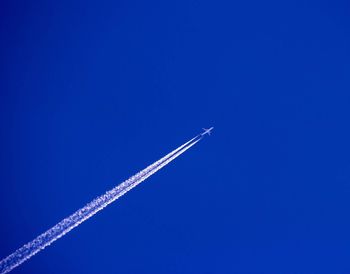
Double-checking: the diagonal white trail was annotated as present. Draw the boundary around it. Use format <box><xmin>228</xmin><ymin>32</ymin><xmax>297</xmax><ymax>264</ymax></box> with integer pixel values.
<box><xmin>0</xmin><ymin>134</ymin><xmax>203</xmax><ymax>274</ymax></box>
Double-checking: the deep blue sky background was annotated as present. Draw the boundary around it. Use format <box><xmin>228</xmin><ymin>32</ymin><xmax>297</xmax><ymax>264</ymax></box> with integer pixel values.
<box><xmin>1</xmin><ymin>1</ymin><xmax>350</xmax><ymax>273</ymax></box>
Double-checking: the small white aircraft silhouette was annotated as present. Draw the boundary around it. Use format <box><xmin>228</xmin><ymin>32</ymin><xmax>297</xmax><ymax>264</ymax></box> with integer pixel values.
<box><xmin>202</xmin><ymin>127</ymin><xmax>214</xmax><ymax>136</ymax></box>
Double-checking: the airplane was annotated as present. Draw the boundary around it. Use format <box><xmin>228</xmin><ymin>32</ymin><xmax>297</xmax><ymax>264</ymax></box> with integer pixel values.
<box><xmin>202</xmin><ymin>127</ymin><xmax>214</xmax><ymax>136</ymax></box>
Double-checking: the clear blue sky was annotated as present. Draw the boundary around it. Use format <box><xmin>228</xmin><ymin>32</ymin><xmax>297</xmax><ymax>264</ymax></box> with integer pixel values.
<box><xmin>1</xmin><ymin>0</ymin><xmax>350</xmax><ymax>273</ymax></box>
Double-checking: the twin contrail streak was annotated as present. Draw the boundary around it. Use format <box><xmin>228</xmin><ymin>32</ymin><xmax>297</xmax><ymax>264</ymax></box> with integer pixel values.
<box><xmin>0</xmin><ymin>131</ymin><xmax>208</xmax><ymax>274</ymax></box>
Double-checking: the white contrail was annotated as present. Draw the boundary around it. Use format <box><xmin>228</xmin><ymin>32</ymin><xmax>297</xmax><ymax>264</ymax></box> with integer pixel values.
<box><xmin>0</xmin><ymin>133</ymin><xmax>204</xmax><ymax>274</ymax></box>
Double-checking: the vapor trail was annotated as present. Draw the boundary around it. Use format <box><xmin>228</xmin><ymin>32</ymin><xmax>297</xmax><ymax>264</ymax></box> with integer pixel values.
<box><xmin>0</xmin><ymin>133</ymin><xmax>204</xmax><ymax>274</ymax></box>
